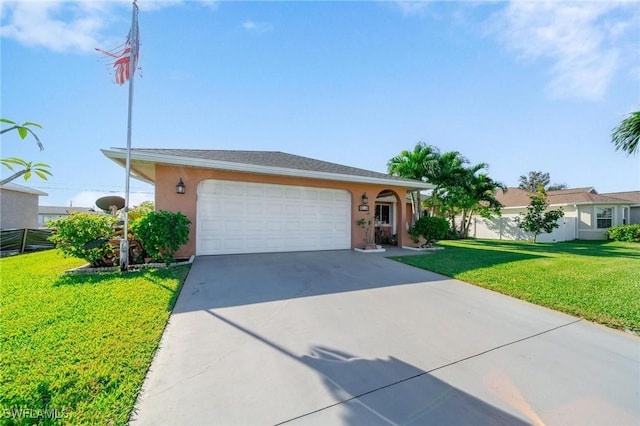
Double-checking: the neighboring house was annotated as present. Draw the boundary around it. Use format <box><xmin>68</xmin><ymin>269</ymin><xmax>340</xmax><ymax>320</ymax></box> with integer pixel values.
<box><xmin>102</xmin><ymin>148</ymin><xmax>432</xmax><ymax>257</ymax></box>
<box><xmin>607</xmin><ymin>191</ymin><xmax>640</xmax><ymax>225</ymax></box>
<box><xmin>0</xmin><ymin>183</ymin><xmax>48</xmax><ymax>229</ymax></box>
<box><xmin>38</xmin><ymin>206</ymin><xmax>97</xmax><ymax>228</ymax></box>
<box><xmin>470</xmin><ymin>187</ymin><xmax>640</xmax><ymax>242</ymax></box>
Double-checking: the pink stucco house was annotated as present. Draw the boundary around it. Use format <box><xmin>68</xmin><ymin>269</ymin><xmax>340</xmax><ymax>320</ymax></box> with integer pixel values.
<box><xmin>102</xmin><ymin>148</ymin><xmax>431</xmax><ymax>257</ymax></box>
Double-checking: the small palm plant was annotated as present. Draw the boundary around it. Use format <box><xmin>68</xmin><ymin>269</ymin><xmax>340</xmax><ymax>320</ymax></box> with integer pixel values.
<box><xmin>356</xmin><ymin>215</ymin><xmax>376</xmax><ymax>249</ymax></box>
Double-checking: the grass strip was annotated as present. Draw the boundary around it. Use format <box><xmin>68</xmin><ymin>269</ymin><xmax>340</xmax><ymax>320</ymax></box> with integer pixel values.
<box><xmin>391</xmin><ymin>239</ymin><xmax>640</xmax><ymax>333</ymax></box>
<box><xmin>0</xmin><ymin>249</ymin><xmax>190</xmax><ymax>425</ymax></box>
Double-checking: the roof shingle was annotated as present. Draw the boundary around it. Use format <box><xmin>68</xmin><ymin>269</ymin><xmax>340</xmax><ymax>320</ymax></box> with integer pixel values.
<box><xmin>497</xmin><ymin>187</ymin><xmax>640</xmax><ymax>207</ymax></box>
<box><xmin>129</xmin><ymin>148</ymin><xmax>417</xmax><ymax>183</ymax></box>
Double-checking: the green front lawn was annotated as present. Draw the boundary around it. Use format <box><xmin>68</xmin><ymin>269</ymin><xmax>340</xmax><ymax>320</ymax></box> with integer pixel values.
<box><xmin>0</xmin><ymin>250</ymin><xmax>191</xmax><ymax>425</ymax></box>
<box><xmin>392</xmin><ymin>239</ymin><xmax>640</xmax><ymax>333</ymax></box>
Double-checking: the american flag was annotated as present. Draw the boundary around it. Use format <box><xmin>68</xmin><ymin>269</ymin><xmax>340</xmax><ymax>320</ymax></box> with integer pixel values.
<box><xmin>96</xmin><ymin>3</ymin><xmax>139</xmax><ymax>85</ymax></box>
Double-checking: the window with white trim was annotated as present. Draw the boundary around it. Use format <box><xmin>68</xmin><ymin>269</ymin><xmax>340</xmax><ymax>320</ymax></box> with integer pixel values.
<box><xmin>375</xmin><ymin>204</ymin><xmax>390</xmax><ymax>224</ymax></box>
<box><xmin>596</xmin><ymin>207</ymin><xmax>612</xmax><ymax>229</ymax></box>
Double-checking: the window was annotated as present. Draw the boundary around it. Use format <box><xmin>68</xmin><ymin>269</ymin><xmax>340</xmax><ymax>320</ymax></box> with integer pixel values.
<box><xmin>375</xmin><ymin>204</ymin><xmax>390</xmax><ymax>224</ymax></box>
<box><xmin>596</xmin><ymin>207</ymin><xmax>612</xmax><ymax>229</ymax></box>
<box><xmin>622</xmin><ymin>207</ymin><xmax>629</xmax><ymax>225</ymax></box>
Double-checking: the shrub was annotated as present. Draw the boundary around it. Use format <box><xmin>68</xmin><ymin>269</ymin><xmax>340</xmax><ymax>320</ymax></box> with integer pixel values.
<box><xmin>48</xmin><ymin>213</ymin><xmax>117</xmax><ymax>266</ymax></box>
<box><xmin>128</xmin><ymin>200</ymin><xmax>154</xmax><ymax>225</ymax></box>
<box><xmin>409</xmin><ymin>216</ymin><xmax>450</xmax><ymax>247</ymax></box>
<box><xmin>131</xmin><ymin>210</ymin><xmax>191</xmax><ymax>264</ymax></box>
<box><xmin>606</xmin><ymin>224</ymin><xmax>640</xmax><ymax>242</ymax></box>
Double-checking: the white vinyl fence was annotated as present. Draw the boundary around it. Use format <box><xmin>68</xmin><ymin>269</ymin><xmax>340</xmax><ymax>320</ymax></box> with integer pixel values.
<box><xmin>471</xmin><ymin>216</ymin><xmax>576</xmax><ymax>242</ymax></box>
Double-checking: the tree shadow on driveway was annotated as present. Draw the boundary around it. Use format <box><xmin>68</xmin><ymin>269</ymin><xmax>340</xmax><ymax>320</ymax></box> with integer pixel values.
<box><xmin>206</xmin><ymin>309</ymin><xmax>532</xmax><ymax>426</ymax></box>
<box><xmin>173</xmin><ymin>250</ymin><xmax>452</xmax><ymax>313</ymax></box>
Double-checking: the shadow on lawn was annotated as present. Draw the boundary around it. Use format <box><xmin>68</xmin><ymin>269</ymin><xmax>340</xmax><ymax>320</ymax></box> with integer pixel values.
<box><xmin>445</xmin><ymin>239</ymin><xmax>640</xmax><ymax>259</ymax></box>
<box><xmin>53</xmin><ymin>266</ymin><xmax>190</xmax><ymax>306</ymax></box>
<box><xmin>389</xmin><ymin>245</ymin><xmax>542</xmax><ymax>277</ymax></box>
<box><xmin>389</xmin><ymin>239</ymin><xmax>639</xmax><ymax>278</ymax></box>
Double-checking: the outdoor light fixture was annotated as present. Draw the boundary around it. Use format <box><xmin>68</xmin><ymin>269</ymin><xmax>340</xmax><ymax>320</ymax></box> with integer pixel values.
<box><xmin>176</xmin><ymin>178</ymin><xmax>186</xmax><ymax>195</ymax></box>
<box><xmin>358</xmin><ymin>193</ymin><xmax>370</xmax><ymax>211</ymax></box>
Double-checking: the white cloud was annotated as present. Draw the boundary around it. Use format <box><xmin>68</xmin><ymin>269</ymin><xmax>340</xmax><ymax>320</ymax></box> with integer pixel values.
<box><xmin>489</xmin><ymin>1</ymin><xmax>638</xmax><ymax>101</ymax></box>
<box><xmin>0</xmin><ymin>0</ymin><xmax>217</xmax><ymax>53</ymax></box>
<box><xmin>394</xmin><ymin>0</ymin><xmax>431</xmax><ymax>17</ymax></box>
<box><xmin>1</xmin><ymin>1</ymin><xmax>112</xmax><ymax>52</ymax></box>
<box><xmin>242</xmin><ymin>20</ymin><xmax>273</xmax><ymax>34</ymax></box>
<box><xmin>199</xmin><ymin>0</ymin><xmax>219</xmax><ymax>11</ymax></box>
<box><xmin>136</xmin><ymin>0</ymin><xmax>183</xmax><ymax>12</ymax></box>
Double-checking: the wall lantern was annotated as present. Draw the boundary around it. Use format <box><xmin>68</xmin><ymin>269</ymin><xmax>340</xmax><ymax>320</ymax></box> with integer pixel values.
<box><xmin>176</xmin><ymin>178</ymin><xmax>186</xmax><ymax>195</ymax></box>
<box><xmin>358</xmin><ymin>192</ymin><xmax>369</xmax><ymax>211</ymax></box>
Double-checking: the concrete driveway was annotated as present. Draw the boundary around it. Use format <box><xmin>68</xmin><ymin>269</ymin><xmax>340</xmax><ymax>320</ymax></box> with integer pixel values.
<box><xmin>130</xmin><ymin>250</ymin><xmax>639</xmax><ymax>425</ymax></box>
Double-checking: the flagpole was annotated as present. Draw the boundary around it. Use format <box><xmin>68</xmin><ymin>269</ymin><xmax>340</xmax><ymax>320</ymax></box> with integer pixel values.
<box><xmin>120</xmin><ymin>0</ymin><xmax>138</xmax><ymax>271</ymax></box>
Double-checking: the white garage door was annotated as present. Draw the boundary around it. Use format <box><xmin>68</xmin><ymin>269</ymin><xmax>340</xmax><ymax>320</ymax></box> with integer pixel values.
<box><xmin>197</xmin><ymin>180</ymin><xmax>351</xmax><ymax>255</ymax></box>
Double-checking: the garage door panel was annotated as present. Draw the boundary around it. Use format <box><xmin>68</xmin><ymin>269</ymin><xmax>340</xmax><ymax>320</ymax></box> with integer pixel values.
<box><xmin>221</xmin><ymin>183</ymin><xmax>239</xmax><ymax>195</ymax></box>
<box><xmin>302</xmin><ymin>190</ymin><xmax>318</xmax><ymax>200</ymax></box>
<box><xmin>318</xmin><ymin>206</ymin><xmax>334</xmax><ymax>216</ymax></box>
<box><xmin>286</xmin><ymin>204</ymin><xmax>302</xmax><ymax>215</ymax></box>
<box><xmin>335</xmin><ymin>222</ymin><xmax>348</xmax><ymax>231</ymax></box>
<box><xmin>223</xmin><ymin>219</ymin><xmax>243</xmax><ymax>233</ymax></box>
<box><xmin>245</xmin><ymin>220</ymin><xmax>266</xmax><ymax>233</ymax></box>
<box><xmin>301</xmin><ymin>205</ymin><xmax>317</xmax><ymax>216</ymax></box>
<box><xmin>264</xmin><ymin>222</ymin><xmax>284</xmax><ymax>232</ymax></box>
<box><xmin>263</xmin><ymin>187</ymin><xmax>282</xmax><ymax>197</ymax></box>
<box><xmin>245</xmin><ymin>186</ymin><xmax>265</xmax><ymax>198</ymax></box>
<box><xmin>285</xmin><ymin>188</ymin><xmax>301</xmax><ymax>199</ymax></box>
<box><xmin>317</xmin><ymin>191</ymin><xmax>332</xmax><ymax>201</ymax></box>
<box><xmin>197</xmin><ymin>180</ymin><xmax>351</xmax><ymax>255</ymax></box>
<box><xmin>265</xmin><ymin>203</ymin><xmax>283</xmax><ymax>215</ymax></box>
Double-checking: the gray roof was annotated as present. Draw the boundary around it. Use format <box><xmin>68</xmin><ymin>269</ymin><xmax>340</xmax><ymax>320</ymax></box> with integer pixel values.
<box><xmin>102</xmin><ymin>148</ymin><xmax>433</xmax><ymax>189</ymax></box>
<box><xmin>0</xmin><ymin>182</ymin><xmax>47</xmax><ymax>196</ymax></box>
<box><xmin>122</xmin><ymin>148</ymin><xmax>427</xmax><ymax>186</ymax></box>
<box><xmin>497</xmin><ymin>187</ymin><xmax>640</xmax><ymax>207</ymax></box>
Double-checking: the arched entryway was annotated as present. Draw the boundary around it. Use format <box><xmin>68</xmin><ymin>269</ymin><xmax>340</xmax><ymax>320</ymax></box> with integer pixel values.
<box><xmin>373</xmin><ymin>189</ymin><xmax>404</xmax><ymax>247</ymax></box>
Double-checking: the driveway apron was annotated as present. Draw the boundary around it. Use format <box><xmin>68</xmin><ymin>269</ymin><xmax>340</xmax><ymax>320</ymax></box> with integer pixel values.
<box><xmin>130</xmin><ymin>250</ymin><xmax>639</xmax><ymax>425</ymax></box>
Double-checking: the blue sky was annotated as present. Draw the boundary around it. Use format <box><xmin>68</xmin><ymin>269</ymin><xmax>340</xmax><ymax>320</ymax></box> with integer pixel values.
<box><xmin>2</xmin><ymin>0</ymin><xmax>639</xmax><ymax>208</ymax></box>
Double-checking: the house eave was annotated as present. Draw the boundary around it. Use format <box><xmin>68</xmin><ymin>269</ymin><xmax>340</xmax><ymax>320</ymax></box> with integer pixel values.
<box><xmin>0</xmin><ymin>183</ymin><xmax>48</xmax><ymax>196</ymax></box>
<box><xmin>101</xmin><ymin>148</ymin><xmax>433</xmax><ymax>191</ymax></box>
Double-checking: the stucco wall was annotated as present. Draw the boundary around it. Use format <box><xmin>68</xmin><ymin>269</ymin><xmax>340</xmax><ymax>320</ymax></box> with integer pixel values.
<box><xmin>154</xmin><ymin>165</ymin><xmax>413</xmax><ymax>257</ymax></box>
<box><xmin>577</xmin><ymin>204</ymin><xmax>629</xmax><ymax>240</ymax></box>
<box><xmin>0</xmin><ymin>190</ymin><xmax>40</xmax><ymax>229</ymax></box>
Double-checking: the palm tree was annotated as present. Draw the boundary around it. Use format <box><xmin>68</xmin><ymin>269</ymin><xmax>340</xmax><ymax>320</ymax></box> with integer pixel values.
<box><xmin>428</xmin><ymin>156</ymin><xmax>505</xmax><ymax>238</ymax></box>
<box><xmin>387</xmin><ymin>142</ymin><xmax>438</xmax><ymax>221</ymax></box>
<box><xmin>1</xmin><ymin>158</ymin><xmax>52</xmax><ymax>186</ymax></box>
<box><xmin>1</xmin><ymin>118</ymin><xmax>50</xmax><ymax>185</ymax></box>
<box><xmin>612</xmin><ymin>111</ymin><xmax>639</xmax><ymax>156</ymax></box>
<box><xmin>458</xmin><ymin>170</ymin><xmax>506</xmax><ymax>238</ymax></box>
<box><xmin>0</xmin><ymin>119</ymin><xmax>44</xmax><ymax>150</ymax></box>
<box><xmin>423</xmin><ymin>150</ymin><xmax>468</xmax><ymax>223</ymax></box>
